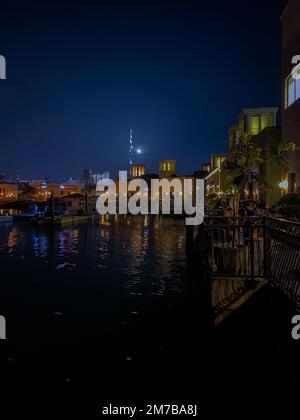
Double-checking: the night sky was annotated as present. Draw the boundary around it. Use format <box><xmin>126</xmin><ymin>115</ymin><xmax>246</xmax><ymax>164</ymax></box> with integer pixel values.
<box><xmin>0</xmin><ymin>0</ymin><xmax>287</xmax><ymax>180</ymax></box>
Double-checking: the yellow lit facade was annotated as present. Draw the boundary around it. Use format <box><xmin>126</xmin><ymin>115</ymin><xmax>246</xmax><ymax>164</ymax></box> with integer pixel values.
<box><xmin>248</xmin><ymin>115</ymin><xmax>260</xmax><ymax>135</ymax></box>
<box><xmin>0</xmin><ymin>183</ymin><xmax>18</xmax><ymax>200</ymax></box>
<box><xmin>159</xmin><ymin>160</ymin><xmax>176</xmax><ymax>178</ymax></box>
<box><xmin>31</xmin><ymin>182</ymin><xmax>82</xmax><ymax>201</ymax></box>
<box><xmin>132</xmin><ymin>164</ymin><xmax>145</xmax><ymax>178</ymax></box>
<box><xmin>204</xmin><ymin>108</ymin><xmax>280</xmax><ymax>205</ymax></box>
<box><xmin>211</xmin><ymin>154</ymin><xmax>227</xmax><ymax>171</ymax></box>
<box><xmin>205</xmin><ymin>166</ymin><xmax>223</xmax><ymax>196</ymax></box>
<box><xmin>202</xmin><ymin>163</ymin><xmax>211</xmax><ymax>173</ymax></box>
<box><xmin>229</xmin><ymin>108</ymin><xmax>278</xmax><ymax>151</ymax></box>
<box><xmin>204</xmin><ymin>154</ymin><xmax>227</xmax><ymax>196</ymax></box>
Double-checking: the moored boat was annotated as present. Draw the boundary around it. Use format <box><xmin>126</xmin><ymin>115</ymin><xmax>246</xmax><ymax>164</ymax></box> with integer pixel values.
<box><xmin>0</xmin><ymin>215</ymin><xmax>13</xmax><ymax>223</ymax></box>
<box><xmin>13</xmin><ymin>213</ymin><xmax>36</xmax><ymax>221</ymax></box>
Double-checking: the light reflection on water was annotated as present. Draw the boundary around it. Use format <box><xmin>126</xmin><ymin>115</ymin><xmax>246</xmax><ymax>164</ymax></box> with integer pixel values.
<box><xmin>0</xmin><ymin>216</ymin><xmax>186</xmax><ymax>297</ymax></box>
<box><xmin>0</xmin><ymin>215</ymin><xmax>190</xmax><ymax>399</ymax></box>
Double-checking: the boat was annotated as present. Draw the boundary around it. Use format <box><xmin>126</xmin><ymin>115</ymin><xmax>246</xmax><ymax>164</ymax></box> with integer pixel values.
<box><xmin>13</xmin><ymin>213</ymin><xmax>36</xmax><ymax>221</ymax></box>
<box><xmin>31</xmin><ymin>214</ymin><xmax>92</xmax><ymax>225</ymax></box>
<box><xmin>0</xmin><ymin>215</ymin><xmax>13</xmax><ymax>223</ymax></box>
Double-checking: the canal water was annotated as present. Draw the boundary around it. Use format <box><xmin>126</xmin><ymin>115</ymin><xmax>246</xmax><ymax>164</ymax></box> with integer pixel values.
<box><xmin>0</xmin><ymin>216</ymin><xmax>199</xmax><ymax>402</ymax></box>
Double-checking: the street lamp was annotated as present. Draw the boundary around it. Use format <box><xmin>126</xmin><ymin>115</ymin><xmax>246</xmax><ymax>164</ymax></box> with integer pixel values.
<box><xmin>278</xmin><ymin>180</ymin><xmax>288</xmax><ymax>195</ymax></box>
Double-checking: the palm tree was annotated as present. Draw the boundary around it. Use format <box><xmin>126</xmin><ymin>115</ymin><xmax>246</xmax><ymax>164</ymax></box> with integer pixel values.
<box><xmin>222</xmin><ymin>132</ymin><xmax>295</xmax><ymax>214</ymax></box>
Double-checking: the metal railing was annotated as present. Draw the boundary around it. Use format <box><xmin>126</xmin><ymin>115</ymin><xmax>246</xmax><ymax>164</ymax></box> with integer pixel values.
<box><xmin>204</xmin><ymin>216</ymin><xmax>265</xmax><ymax>280</ymax></box>
<box><xmin>192</xmin><ymin>216</ymin><xmax>300</xmax><ymax>318</ymax></box>
<box><xmin>202</xmin><ymin>216</ymin><xmax>265</xmax><ymax>316</ymax></box>
<box><xmin>265</xmin><ymin>217</ymin><xmax>300</xmax><ymax>311</ymax></box>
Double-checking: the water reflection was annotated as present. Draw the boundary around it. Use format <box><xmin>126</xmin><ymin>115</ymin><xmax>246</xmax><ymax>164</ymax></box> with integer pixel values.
<box><xmin>32</xmin><ymin>233</ymin><xmax>48</xmax><ymax>258</ymax></box>
<box><xmin>57</xmin><ymin>228</ymin><xmax>80</xmax><ymax>258</ymax></box>
<box><xmin>0</xmin><ymin>225</ymin><xmax>26</xmax><ymax>258</ymax></box>
<box><xmin>0</xmin><ymin>216</ymin><xmax>186</xmax><ymax>297</ymax></box>
<box><xmin>0</xmin><ymin>216</ymin><xmax>193</xmax><ymax>401</ymax></box>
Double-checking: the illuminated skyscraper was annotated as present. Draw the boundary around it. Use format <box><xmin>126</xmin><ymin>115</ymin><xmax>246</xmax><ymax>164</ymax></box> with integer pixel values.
<box><xmin>129</xmin><ymin>128</ymin><xmax>134</xmax><ymax>176</ymax></box>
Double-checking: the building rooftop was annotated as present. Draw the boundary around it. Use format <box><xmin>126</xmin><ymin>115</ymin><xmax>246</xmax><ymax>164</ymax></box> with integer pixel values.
<box><xmin>60</xmin><ymin>193</ymin><xmax>85</xmax><ymax>199</ymax></box>
<box><xmin>240</xmin><ymin>107</ymin><xmax>279</xmax><ymax>114</ymax></box>
<box><xmin>0</xmin><ymin>180</ymin><xmax>17</xmax><ymax>185</ymax></box>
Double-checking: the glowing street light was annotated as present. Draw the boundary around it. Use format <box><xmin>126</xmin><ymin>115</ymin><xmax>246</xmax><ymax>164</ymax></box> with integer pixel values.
<box><xmin>279</xmin><ymin>180</ymin><xmax>288</xmax><ymax>190</ymax></box>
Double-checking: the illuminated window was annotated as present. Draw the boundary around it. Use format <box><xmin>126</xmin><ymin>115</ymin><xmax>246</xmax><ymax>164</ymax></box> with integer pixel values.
<box><xmin>261</xmin><ymin>115</ymin><xmax>273</xmax><ymax>130</ymax></box>
<box><xmin>214</xmin><ymin>156</ymin><xmax>225</xmax><ymax>168</ymax></box>
<box><xmin>286</xmin><ymin>74</ymin><xmax>300</xmax><ymax>108</ymax></box>
<box><xmin>288</xmin><ymin>76</ymin><xmax>295</xmax><ymax>106</ymax></box>
<box><xmin>248</xmin><ymin>116</ymin><xmax>259</xmax><ymax>135</ymax></box>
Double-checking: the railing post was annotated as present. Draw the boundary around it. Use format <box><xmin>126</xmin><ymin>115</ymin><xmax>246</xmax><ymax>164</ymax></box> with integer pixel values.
<box><xmin>186</xmin><ymin>223</ymin><xmax>213</xmax><ymax>339</ymax></box>
<box><xmin>263</xmin><ymin>217</ymin><xmax>267</xmax><ymax>280</ymax></box>
<box><xmin>248</xmin><ymin>221</ymin><xmax>256</xmax><ymax>290</ymax></box>
<box><xmin>197</xmin><ymin>224</ymin><xmax>213</xmax><ymax>336</ymax></box>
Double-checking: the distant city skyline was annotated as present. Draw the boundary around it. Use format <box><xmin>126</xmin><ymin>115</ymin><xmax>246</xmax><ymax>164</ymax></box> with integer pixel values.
<box><xmin>0</xmin><ymin>0</ymin><xmax>287</xmax><ymax>179</ymax></box>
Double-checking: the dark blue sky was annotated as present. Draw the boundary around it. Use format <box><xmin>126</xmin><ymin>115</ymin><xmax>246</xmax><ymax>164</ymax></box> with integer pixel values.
<box><xmin>0</xmin><ymin>0</ymin><xmax>287</xmax><ymax>180</ymax></box>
